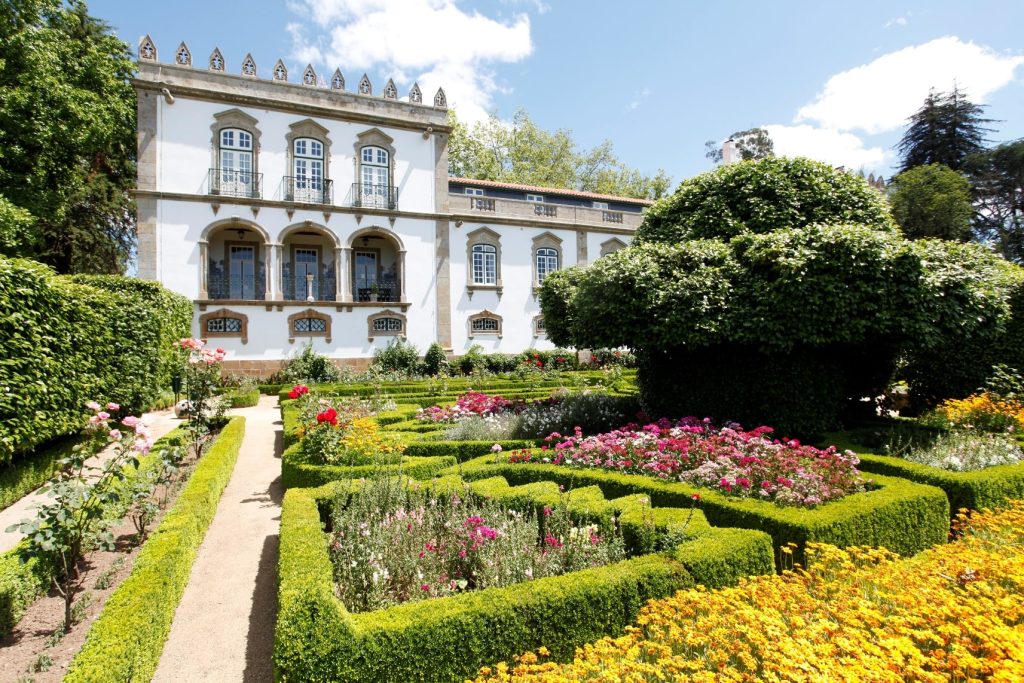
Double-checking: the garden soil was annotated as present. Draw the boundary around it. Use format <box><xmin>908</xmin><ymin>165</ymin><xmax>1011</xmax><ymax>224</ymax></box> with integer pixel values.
<box><xmin>153</xmin><ymin>395</ymin><xmax>282</xmax><ymax>682</ymax></box>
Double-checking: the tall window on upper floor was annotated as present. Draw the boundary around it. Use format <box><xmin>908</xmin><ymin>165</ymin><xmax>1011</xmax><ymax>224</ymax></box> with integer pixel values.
<box><xmin>471</xmin><ymin>244</ymin><xmax>497</xmax><ymax>285</ymax></box>
<box><xmin>218</xmin><ymin>128</ymin><xmax>254</xmax><ymax>197</ymax></box>
<box><xmin>293</xmin><ymin>138</ymin><xmax>325</xmax><ymax>203</ymax></box>
<box><xmin>536</xmin><ymin>247</ymin><xmax>559</xmax><ymax>284</ymax></box>
<box><xmin>361</xmin><ymin>146</ymin><xmax>390</xmax><ymax>205</ymax></box>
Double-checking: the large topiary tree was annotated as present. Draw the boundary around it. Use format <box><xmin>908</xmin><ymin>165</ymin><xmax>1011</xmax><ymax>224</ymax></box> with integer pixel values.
<box><xmin>541</xmin><ymin>157</ymin><xmax>1023</xmax><ymax>436</ymax></box>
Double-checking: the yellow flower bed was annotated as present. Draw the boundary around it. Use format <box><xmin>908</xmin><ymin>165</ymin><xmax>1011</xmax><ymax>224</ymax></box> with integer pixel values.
<box><xmin>936</xmin><ymin>393</ymin><xmax>1024</xmax><ymax>432</ymax></box>
<box><xmin>472</xmin><ymin>503</ymin><xmax>1024</xmax><ymax>683</ymax></box>
<box><xmin>340</xmin><ymin>417</ymin><xmax>406</xmax><ymax>462</ymax></box>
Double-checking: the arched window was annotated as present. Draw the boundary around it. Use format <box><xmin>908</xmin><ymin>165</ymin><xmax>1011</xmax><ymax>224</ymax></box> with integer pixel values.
<box><xmin>288</xmin><ymin>309</ymin><xmax>332</xmax><ymax>343</ymax></box>
<box><xmin>536</xmin><ymin>247</ymin><xmax>559</xmax><ymax>284</ymax></box>
<box><xmin>200</xmin><ymin>309</ymin><xmax>249</xmax><ymax>344</ymax></box>
<box><xmin>218</xmin><ymin>128</ymin><xmax>254</xmax><ymax>197</ymax></box>
<box><xmin>471</xmin><ymin>244</ymin><xmax>497</xmax><ymax>285</ymax></box>
<box><xmin>360</xmin><ymin>145</ymin><xmax>390</xmax><ymax>207</ymax></box>
<box><xmin>367</xmin><ymin>310</ymin><xmax>407</xmax><ymax>340</ymax></box>
<box><xmin>292</xmin><ymin>137</ymin><xmax>325</xmax><ymax>203</ymax></box>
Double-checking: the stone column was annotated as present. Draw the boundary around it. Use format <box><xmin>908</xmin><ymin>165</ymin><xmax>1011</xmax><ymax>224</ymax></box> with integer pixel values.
<box><xmin>433</xmin><ymin>219</ymin><xmax>452</xmax><ymax>349</ymax></box>
<box><xmin>398</xmin><ymin>249</ymin><xmax>407</xmax><ymax>303</ymax></box>
<box><xmin>270</xmin><ymin>244</ymin><xmax>283</xmax><ymax>300</ymax></box>
<box><xmin>198</xmin><ymin>240</ymin><xmax>209</xmax><ymax>299</ymax></box>
<box><xmin>340</xmin><ymin>247</ymin><xmax>352</xmax><ymax>302</ymax></box>
<box><xmin>334</xmin><ymin>247</ymin><xmax>344</xmax><ymax>301</ymax></box>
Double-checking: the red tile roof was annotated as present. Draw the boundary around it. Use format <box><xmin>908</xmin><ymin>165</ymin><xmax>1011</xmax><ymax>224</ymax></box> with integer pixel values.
<box><xmin>448</xmin><ymin>177</ymin><xmax>654</xmax><ymax>205</ymax></box>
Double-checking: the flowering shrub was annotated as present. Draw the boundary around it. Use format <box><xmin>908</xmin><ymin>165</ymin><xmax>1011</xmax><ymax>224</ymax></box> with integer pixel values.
<box><xmin>416</xmin><ymin>392</ymin><xmax>517</xmax><ymax>423</ymax></box>
<box><xmin>932</xmin><ymin>392</ymin><xmax>1024</xmax><ymax>432</ymax></box>
<box><xmin>6</xmin><ymin>402</ymin><xmax>155</xmax><ymax>631</ymax></box>
<box><xmin>297</xmin><ymin>393</ymin><xmax>404</xmax><ymax>466</ymax></box>
<box><xmin>328</xmin><ymin>478</ymin><xmax>624</xmax><ymax>613</ymax></box>
<box><xmin>472</xmin><ymin>501</ymin><xmax>1024</xmax><ymax>683</ymax></box>
<box><xmin>903</xmin><ymin>430</ymin><xmax>1023</xmax><ymax>472</ymax></box>
<box><xmin>176</xmin><ymin>338</ymin><xmax>227</xmax><ymax>439</ymax></box>
<box><xmin>514</xmin><ymin>418</ymin><xmax>866</xmax><ymax>507</ymax></box>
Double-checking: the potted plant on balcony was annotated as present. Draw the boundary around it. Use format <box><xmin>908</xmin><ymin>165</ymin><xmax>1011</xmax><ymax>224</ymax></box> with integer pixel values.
<box><xmin>369</xmin><ymin>283</ymin><xmax>380</xmax><ymax>302</ymax></box>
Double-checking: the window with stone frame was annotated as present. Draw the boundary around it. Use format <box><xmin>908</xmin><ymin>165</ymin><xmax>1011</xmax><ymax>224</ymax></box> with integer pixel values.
<box><xmin>465</xmin><ymin>227</ymin><xmax>502</xmax><ymax>295</ymax></box>
<box><xmin>533</xmin><ymin>315</ymin><xmax>546</xmax><ymax>337</ymax></box>
<box><xmin>532</xmin><ymin>232</ymin><xmax>563</xmax><ymax>288</ymax></box>
<box><xmin>211</xmin><ymin>109</ymin><xmax>261</xmax><ymax>199</ymax></box>
<box><xmin>354</xmin><ymin>128</ymin><xmax>397</xmax><ymax>210</ymax></box>
<box><xmin>288</xmin><ymin>309</ymin><xmax>331</xmax><ymax>343</ymax></box>
<box><xmin>468</xmin><ymin>310</ymin><xmax>502</xmax><ymax>338</ymax></box>
<box><xmin>367</xmin><ymin>310</ymin><xmax>407</xmax><ymax>340</ymax></box>
<box><xmin>199</xmin><ymin>309</ymin><xmax>248</xmax><ymax>344</ymax></box>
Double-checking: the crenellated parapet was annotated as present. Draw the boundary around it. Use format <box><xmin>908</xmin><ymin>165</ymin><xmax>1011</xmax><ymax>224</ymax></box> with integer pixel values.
<box><xmin>136</xmin><ymin>35</ymin><xmax>445</xmax><ymax>109</ymax></box>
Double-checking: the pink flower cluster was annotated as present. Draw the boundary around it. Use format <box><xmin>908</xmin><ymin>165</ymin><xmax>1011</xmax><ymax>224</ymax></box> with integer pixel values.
<box><xmin>85</xmin><ymin>400</ymin><xmax>154</xmax><ymax>455</ymax></box>
<box><xmin>512</xmin><ymin>418</ymin><xmax>866</xmax><ymax>508</ymax></box>
<box><xmin>179</xmin><ymin>338</ymin><xmax>226</xmax><ymax>365</ymax></box>
<box><xmin>416</xmin><ymin>391</ymin><xmax>516</xmax><ymax>423</ymax></box>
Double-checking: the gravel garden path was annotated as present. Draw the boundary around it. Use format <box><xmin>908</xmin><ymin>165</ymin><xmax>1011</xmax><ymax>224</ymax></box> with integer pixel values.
<box><xmin>0</xmin><ymin>407</ymin><xmax>182</xmax><ymax>554</ymax></box>
<box><xmin>153</xmin><ymin>395</ymin><xmax>282</xmax><ymax>682</ymax></box>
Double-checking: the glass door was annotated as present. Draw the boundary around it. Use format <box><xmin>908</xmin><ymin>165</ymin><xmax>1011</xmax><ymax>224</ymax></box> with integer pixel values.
<box><xmin>354</xmin><ymin>251</ymin><xmax>378</xmax><ymax>300</ymax></box>
<box><xmin>293</xmin><ymin>247</ymin><xmax>318</xmax><ymax>300</ymax></box>
<box><xmin>229</xmin><ymin>244</ymin><xmax>256</xmax><ymax>299</ymax></box>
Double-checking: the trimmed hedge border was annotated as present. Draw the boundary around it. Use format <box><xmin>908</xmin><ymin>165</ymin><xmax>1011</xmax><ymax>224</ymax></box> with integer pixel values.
<box><xmin>224</xmin><ymin>388</ymin><xmax>260</xmax><ymax>408</ymax></box>
<box><xmin>452</xmin><ymin>454</ymin><xmax>950</xmax><ymax>564</ymax></box>
<box><xmin>826</xmin><ymin>432</ymin><xmax>1024</xmax><ymax>515</ymax></box>
<box><xmin>0</xmin><ymin>435</ymin><xmax>78</xmax><ymax>513</ymax></box>
<box><xmin>0</xmin><ymin>426</ymin><xmax>189</xmax><ymax>636</ymax></box>
<box><xmin>274</xmin><ymin>476</ymin><xmax>773</xmax><ymax>683</ymax></box>
<box><xmin>64</xmin><ymin>416</ymin><xmax>246</xmax><ymax>682</ymax></box>
<box><xmin>281</xmin><ymin>442</ymin><xmax>456</xmax><ymax>489</ymax></box>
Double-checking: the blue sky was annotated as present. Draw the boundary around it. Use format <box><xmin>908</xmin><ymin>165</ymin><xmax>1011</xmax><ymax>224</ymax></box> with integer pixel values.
<box><xmin>89</xmin><ymin>0</ymin><xmax>1024</xmax><ymax>187</ymax></box>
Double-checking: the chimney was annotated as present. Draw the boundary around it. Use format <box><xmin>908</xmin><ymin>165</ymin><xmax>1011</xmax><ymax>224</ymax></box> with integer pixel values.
<box><xmin>722</xmin><ymin>139</ymin><xmax>738</xmax><ymax>165</ymax></box>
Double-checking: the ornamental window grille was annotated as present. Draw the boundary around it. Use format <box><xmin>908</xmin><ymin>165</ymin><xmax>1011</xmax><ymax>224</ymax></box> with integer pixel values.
<box><xmin>207</xmin><ymin>317</ymin><xmax>243</xmax><ymax>334</ymax></box>
<box><xmin>471</xmin><ymin>317</ymin><xmax>499</xmax><ymax>333</ymax></box>
<box><xmin>293</xmin><ymin>317</ymin><xmax>327</xmax><ymax>333</ymax></box>
<box><xmin>535</xmin><ymin>247</ymin><xmax>559</xmax><ymax>284</ymax></box>
<box><xmin>471</xmin><ymin>244</ymin><xmax>497</xmax><ymax>285</ymax></box>
<box><xmin>372</xmin><ymin>317</ymin><xmax>403</xmax><ymax>333</ymax></box>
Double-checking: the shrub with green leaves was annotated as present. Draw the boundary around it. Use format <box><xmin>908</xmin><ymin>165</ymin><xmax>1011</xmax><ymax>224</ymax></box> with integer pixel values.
<box><xmin>373</xmin><ymin>338</ymin><xmax>421</xmax><ymax>375</ymax></box>
<box><xmin>274</xmin><ymin>343</ymin><xmax>341</xmax><ymax>384</ymax></box>
<box><xmin>423</xmin><ymin>342</ymin><xmax>448</xmax><ymax>376</ymax></box>
<box><xmin>540</xmin><ymin>157</ymin><xmax>1024</xmax><ymax>435</ymax></box>
<box><xmin>0</xmin><ymin>257</ymin><xmax>191</xmax><ymax>464</ymax></box>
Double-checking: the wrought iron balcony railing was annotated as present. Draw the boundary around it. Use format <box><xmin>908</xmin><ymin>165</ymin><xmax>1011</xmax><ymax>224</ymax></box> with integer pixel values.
<box><xmin>284</xmin><ymin>176</ymin><xmax>334</xmax><ymax>205</ymax></box>
<box><xmin>281</xmin><ymin>276</ymin><xmax>337</xmax><ymax>302</ymax></box>
<box><xmin>350</xmin><ymin>183</ymin><xmax>398</xmax><ymax>210</ymax></box>
<box><xmin>354</xmin><ymin>277</ymin><xmax>400</xmax><ymax>303</ymax></box>
<box><xmin>208</xmin><ymin>168</ymin><xmax>262</xmax><ymax>199</ymax></box>
<box><xmin>208</xmin><ymin>273</ymin><xmax>266</xmax><ymax>301</ymax></box>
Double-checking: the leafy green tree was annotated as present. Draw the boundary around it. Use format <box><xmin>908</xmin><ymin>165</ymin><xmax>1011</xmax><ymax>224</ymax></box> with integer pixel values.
<box><xmin>704</xmin><ymin>128</ymin><xmax>775</xmax><ymax>164</ymax></box>
<box><xmin>0</xmin><ymin>0</ymin><xmax>136</xmax><ymax>273</ymax></box>
<box><xmin>896</xmin><ymin>87</ymin><xmax>993</xmax><ymax>172</ymax></box>
<box><xmin>888</xmin><ymin>164</ymin><xmax>973</xmax><ymax>241</ymax></box>
<box><xmin>541</xmin><ymin>157</ymin><xmax>1024</xmax><ymax>434</ymax></box>
<box><xmin>965</xmin><ymin>139</ymin><xmax>1024</xmax><ymax>263</ymax></box>
<box><xmin>638</xmin><ymin>157</ymin><xmax>895</xmax><ymax>244</ymax></box>
<box><xmin>448</xmin><ymin>108</ymin><xmax>671</xmax><ymax>200</ymax></box>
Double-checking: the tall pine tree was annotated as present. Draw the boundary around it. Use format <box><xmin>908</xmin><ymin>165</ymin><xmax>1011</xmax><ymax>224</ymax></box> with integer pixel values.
<box><xmin>897</xmin><ymin>87</ymin><xmax>993</xmax><ymax>173</ymax></box>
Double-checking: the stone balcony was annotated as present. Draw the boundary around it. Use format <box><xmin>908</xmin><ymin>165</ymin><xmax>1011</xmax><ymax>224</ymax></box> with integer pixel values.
<box><xmin>448</xmin><ymin>193</ymin><xmax>643</xmax><ymax>230</ymax></box>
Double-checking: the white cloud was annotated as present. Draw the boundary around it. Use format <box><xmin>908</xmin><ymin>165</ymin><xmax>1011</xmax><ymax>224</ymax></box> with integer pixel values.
<box><xmin>883</xmin><ymin>12</ymin><xmax>910</xmax><ymax>29</ymax></box>
<box><xmin>796</xmin><ymin>36</ymin><xmax>1024</xmax><ymax>134</ymax></box>
<box><xmin>627</xmin><ymin>87</ymin><xmax>650</xmax><ymax>111</ymax></box>
<box><xmin>286</xmin><ymin>0</ymin><xmax>533</xmax><ymax>123</ymax></box>
<box><xmin>764</xmin><ymin>124</ymin><xmax>891</xmax><ymax>170</ymax></box>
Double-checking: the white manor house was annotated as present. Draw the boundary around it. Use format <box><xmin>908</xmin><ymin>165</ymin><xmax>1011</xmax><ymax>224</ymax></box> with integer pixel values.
<box><xmin>134</xmin><ymin>37</ymin><xmax>648</xmax><ymax>374</ymax></box>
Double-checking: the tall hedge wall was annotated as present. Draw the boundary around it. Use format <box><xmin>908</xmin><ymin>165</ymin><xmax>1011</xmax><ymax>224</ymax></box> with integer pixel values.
<box><xmin>0</xmin><ymin>257</ymin><xmax>191</xmax><ymax>464</ymax></box>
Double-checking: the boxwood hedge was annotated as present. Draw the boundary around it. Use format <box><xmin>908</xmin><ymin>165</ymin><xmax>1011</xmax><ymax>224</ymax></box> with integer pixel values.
<box><xmin>64</xmin><ymin>417</ymin><xmax>245</xmax><ymax>682</ymax></box>
<box><xmin>453</xmin><ymin>454</ymin><xmax>949</xmax><ymax>565</ymax></box>
<box><xmin>826</xmin><ymin>432</ymin><xmax>1024</xmax><ymax>515</ymax></box>
<box><xmin>274</xmin><ymin>476</ymin><xmax>773</xmax><ymax>682</ymax></box>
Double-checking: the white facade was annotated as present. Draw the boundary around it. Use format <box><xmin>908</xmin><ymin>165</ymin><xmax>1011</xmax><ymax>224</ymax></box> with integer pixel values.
<box><xmin>134</xmin><ymin>37</ymin><xmax>646</xmax><ymax>374</ymax></box>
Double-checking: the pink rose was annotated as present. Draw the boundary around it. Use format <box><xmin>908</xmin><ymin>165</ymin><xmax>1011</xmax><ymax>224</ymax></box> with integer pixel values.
<box><xmin>122</xmin><ymin>416</ymin><xmax>140</xmax><ymax>428</ymax></box>
<box><xmin>97</xmin><ymin>411</ymin><xmax>110</xmax><ymax>421</ymax></box>
<box><xmin>86</xmin><ymin>401</ymin><xmax>101</xmax><ymax>411</ymax></box>
<box><xmin>108</xmin><ymin>429</ymin><xmax>122</xmax><ymax>441</ymax></box>
<box><xmin>106</xmin><ymin>402</ymin><xmax>120</xmax><ymax>411</ymax></box>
